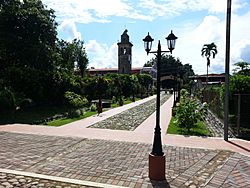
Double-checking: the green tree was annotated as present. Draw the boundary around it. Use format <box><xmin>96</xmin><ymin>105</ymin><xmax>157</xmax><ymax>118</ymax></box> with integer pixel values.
<box><xmin>95</xmin><ymin>76</ymin><xmax>111</xmax><ymax>114</ymax></box>
<box><xmin>0</xmin><ymin>0</ymin><xmax>57</xmax><ymax>72</ymax></box>
<box><xmin>106</xmin><ymin>74</ymin><xmax>124</xmax><ymax>105</ymax></box>
<box><xmin>0</xmin><ymin>88</ymin><xmax>16</xmax><ymax>116</ymax></box>
<box><xmin>0</xmin><ymin>0</ymin><xmax>58</xmax><ymax>103</ymax></box>
<box><xmin>146</xmin><ymin>55</ymin><xmax>194</xmax><ymax>90</ymax></box>
<box><xmin>84</xmin><ymin>77</ymin><xmax>97</xmax><ymax>102</ymax></box>
<box><xmin>55</xmin><ymin>39</ymin><xmax>88</xmax><ymax>77</ymax></box>
<box><xmin>233</xmin><ymin>61</ymin><xmax>250</xmax><ymax>76</ymax></box>
<box><xmin>201</xmin><ymin>43</ymin><xmax>218</xmax><ymax>85</ymax></box>
<box><xmin>55</xmin><ymin>40</ymin><xmax>76</xmax><ymax>74</ymax></box>
<box><xmin>137</xmin><ymin>74</ymin><xmax>153</xmax><ymax>97</ymax></box>
<box><xmin>230</xmin><ymin>75</ymin><xmax>250</xmax><ymax>95</ymax></box>
<box><xmin>143</xmin><ymin>61</ymin><xmax>154</xmax><ymax>67</ymax></box>
<box><xmin>130</xmin><ymin>75</ymin><xmax>139</xmax><ymax>101</ymax></box>
<box><xmin>74</xmin><ymin>39</ymin><xmax>89</xmax><ymax>78</ymax></box>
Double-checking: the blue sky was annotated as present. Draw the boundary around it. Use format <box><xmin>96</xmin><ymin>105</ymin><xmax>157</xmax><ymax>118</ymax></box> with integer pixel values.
<box><xmin>42</xmin><ymin>0</ymin><xmax>250</xmax><ymax>74</ymax></box>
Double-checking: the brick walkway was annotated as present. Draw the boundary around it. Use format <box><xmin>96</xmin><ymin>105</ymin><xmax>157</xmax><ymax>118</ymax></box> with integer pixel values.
<box><xmin>0</xmin><ymin>132</ymin><xmax>249</xmax><ymax>188</ymax></box>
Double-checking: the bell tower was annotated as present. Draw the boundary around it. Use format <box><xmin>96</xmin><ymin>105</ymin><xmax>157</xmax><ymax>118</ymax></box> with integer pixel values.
<box><xmin>117</xmin><ymin>29</ymin><xmax>133</xmax><ymax>74</ymax></box>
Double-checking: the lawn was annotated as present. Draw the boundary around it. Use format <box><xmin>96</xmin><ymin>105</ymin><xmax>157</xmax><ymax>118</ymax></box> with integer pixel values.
<box><xmin>167</xmin><ymin>117</ymin><xmax>212</xmax><ymax>137</ymax></box>
<box><xmin>47</xmin><ymin>111</ymin><xmax>97</xmax><ymax>126</ymax></box>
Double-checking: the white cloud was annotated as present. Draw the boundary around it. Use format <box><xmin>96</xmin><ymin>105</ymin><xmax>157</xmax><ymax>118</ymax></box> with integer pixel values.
<box><xmin>42</xmin><ymin>0</ymin><xmax>151</xmax><ymax>23</ymax></box>
<box><xmin>85</xmin><ymin>40</ymin><xmax>151</xmax><ymax>69</ymax></box>
<box><xmin>58</xmin><ymin>20</ymin><xmax>81</xmax><ymax>41</ymax></box>
<box><xmin>138</xmin><ymin>0</ymin><xmax>247</xmax><ymax>20</ymax></box>
<box><xmin>173</xmin><ymin>9</ymin><xmax>250</xmax><ymax>75</ymax></box>
<box><xmin>85</xmin><ymin>40</ymin><xmax>118</xmax><ymax>68</ymax></box>
<box><xmin>240</xmin><ymin>44</ymin><xmax>250</xmax><ymax>63</ymax></box>
<box><xmin>42</xmin><ymin>0</ymin><xmax>247</xmax><ymax>24</ymax></box>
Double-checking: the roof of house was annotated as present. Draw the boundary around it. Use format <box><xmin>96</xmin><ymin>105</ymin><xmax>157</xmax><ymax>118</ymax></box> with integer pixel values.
<box><xmin>88</xmin><ymin>68</ymin><xmax>118</xmax><ymax>72</ymax></box>
<box><xmin>190</xmin><ymin>73</ymin><xmax>225</xmax><ymax>78</ymax></box>
<box><xmin>87</xmin><ymin>67</ymin><xmax>143</xmax><ymax>72</ymax></box>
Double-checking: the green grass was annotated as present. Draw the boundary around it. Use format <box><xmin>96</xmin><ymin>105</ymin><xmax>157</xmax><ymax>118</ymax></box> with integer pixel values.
<box><xmin>167</xmin><ymin>117</ymin><xmax>212</xmax><ymax>137</ymax></box>
<box><xmin>47</xmin><ymin>111</ymin><xmax>97</xmax><ymax>126</ymax></box>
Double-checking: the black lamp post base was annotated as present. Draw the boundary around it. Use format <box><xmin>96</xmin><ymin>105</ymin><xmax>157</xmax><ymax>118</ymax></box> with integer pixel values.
<box><xmin>149</xmin><ymin>153</ymin><xmax>166</xmax><ymax>181</ymax></box>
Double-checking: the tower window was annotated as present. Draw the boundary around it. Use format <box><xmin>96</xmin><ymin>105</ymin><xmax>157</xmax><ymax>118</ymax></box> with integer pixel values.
<box><xmin>123</xmin><ymin>48</ymin><xmax>126</xmax><ymax>54</ymax></box>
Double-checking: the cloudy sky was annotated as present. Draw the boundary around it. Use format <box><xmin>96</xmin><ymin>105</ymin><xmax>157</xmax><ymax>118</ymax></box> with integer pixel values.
<box><xmin>42</xmin><ymin>0</ymin><xmax>250</xmax><ymax>74</ymax></box>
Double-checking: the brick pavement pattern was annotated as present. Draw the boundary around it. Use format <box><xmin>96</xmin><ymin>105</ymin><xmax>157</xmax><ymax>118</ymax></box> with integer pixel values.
<box><xmin>0</xmin><ymin>132</ymin><xmax>249</xmax><ymax>188</ymax></box>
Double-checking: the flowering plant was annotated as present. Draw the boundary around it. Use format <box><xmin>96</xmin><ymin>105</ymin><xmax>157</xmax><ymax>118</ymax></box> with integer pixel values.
<box><xmin>174</xmin><ymin>89</ymin><xmax>208</xmax><ymax>132</ymax></box>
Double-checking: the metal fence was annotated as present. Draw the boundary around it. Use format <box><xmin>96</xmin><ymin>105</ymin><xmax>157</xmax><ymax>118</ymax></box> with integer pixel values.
<box><xmin>202</xmin><ymin>88</ymin><xmax>250</xmax><ymax>140</ymax></box>
<box><xmin>232</xmin><ymin>94</ymin><xmax>250</xmax><ymax>139</ymax></box>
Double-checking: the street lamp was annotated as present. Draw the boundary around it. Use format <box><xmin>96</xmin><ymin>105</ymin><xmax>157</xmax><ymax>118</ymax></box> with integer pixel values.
<box><xmin>143</xmin><ymin>30</ymin><xmax>177</xmax><ymax>181</ymax></box>
<box><xmin>224</xmin><ymin>0</ymin><xmax>232</xmax><ymax>141</ymax></box>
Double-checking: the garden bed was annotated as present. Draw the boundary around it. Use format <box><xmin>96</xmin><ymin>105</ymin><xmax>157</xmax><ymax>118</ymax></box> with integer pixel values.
<box><xmin>167</xmin><ymin>117</ymin><xmax>212</xmax><ymax>137</ymax></box>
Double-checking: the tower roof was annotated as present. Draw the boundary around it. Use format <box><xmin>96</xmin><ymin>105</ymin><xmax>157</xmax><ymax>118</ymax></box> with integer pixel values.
<box><xmin>117</xmin><ymin>29</ymin><xmax>133</xmax><ymax>46</ymax></box>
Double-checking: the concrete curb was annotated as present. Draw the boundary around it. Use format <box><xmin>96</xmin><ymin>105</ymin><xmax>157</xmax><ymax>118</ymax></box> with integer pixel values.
<box><xmin>0</xmin><ymin>168</ymin><xmax>128</xmax><ymax>188</ymax></box>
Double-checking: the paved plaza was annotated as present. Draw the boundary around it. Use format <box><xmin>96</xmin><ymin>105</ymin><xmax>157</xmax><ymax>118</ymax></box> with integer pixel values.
<box><xmin>0</xmin><ymin>95</ymin><xmax>250</xmax><ymax>187</ymax></box>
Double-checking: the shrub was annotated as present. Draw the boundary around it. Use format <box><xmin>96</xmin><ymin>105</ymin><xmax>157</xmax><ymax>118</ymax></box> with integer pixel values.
<box><xmin>230</xmin><ymin>75</ymin><xmax>250</xmax><ymax>95</ymax></box>
<box><xmin>79</xmin><ymin>108</ymin><xmax>85</xmax><ymax>115</ymax></box>
<box><xmin>90</xmin><ymin>103</ymin><xmax>97</xmax><ymax>111</ymax></box>
<box><xmin>0</xmin><ymin>88</ymin><xmax>16</xmax><ymax>115</ymax></box>
<box><xmin>112</xmin><ymin>96</ymin><xmax>117</xmax><ymax>104</ymax></box>
<box><xmin>118</xmin><ymin>97</ymin><xmax>124</xmax><ymax>106</ymax></box>
<box><xmin>18</xmin><ymin>98</ymin><xmax>33</xmax><ymax>109</ymax></box>
<box><xmin>64</xmin><ymin>91</ymin><xmax>88</xmax><ymax>108</ymax></box>
<box><xmin>174</xmin><ymin>89</ymin><xmax>207</xmax><ymax>132</ymax></box>
<box><xmin>68</xmin><ymin>109</ymin><xmax>82</xmax><ymax>118</ymax></box>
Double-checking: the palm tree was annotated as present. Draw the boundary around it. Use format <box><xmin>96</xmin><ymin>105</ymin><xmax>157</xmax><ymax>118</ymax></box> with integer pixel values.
<box><xmin>201</xmin><ymin>42</ymin><xmax>218</xmax><ymax>86</ymax></box>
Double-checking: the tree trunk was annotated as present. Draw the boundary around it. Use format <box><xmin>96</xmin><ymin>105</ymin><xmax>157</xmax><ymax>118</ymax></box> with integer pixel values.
<box><xmin>206</xmin><ymin>58</ymin><xmax>210</xmax><ymax>87</ymax></box>
<box><xmin>98</xmin><ymin>98</ymin><xmax>102</xmax><ymax>114</ymax></box>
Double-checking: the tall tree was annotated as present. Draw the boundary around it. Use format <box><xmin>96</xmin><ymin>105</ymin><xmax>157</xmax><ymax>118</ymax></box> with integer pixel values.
<box><xmin>0</xmin><ymin>0</ymin><xmax>58</xmax><ymax>72</ymax></box>
<box><xmin>0</xmin><ymin>0</ymin><xmax>58</xmax><ymax>103</ymax></box>
<box><xmin>201</xmin><ymin>43</ymin><xmax>218</xmax><ymax>85</ymax></box>
<box><xmin>233</xmin><ymin>61</ymin><xmax>250</xmax><ymax>75</ymax></box>
<box><xmin>56</xmin><ymin>39</ymin><xmax>89</xmax><ymax>77</ymax></box>
<box><xmin>74</xmin><ymin>39</ymin><xmax>89</xmax><ymax>78</ymax></box>
<box><xmin>146</xmin><ymin>55</ymin><xmax>194</xmax><ymax>89</ymax></box>
<box><xmin>95</xmin><ymin>76</ymin><xmax>110</xmax><ymax>114</ymax></box>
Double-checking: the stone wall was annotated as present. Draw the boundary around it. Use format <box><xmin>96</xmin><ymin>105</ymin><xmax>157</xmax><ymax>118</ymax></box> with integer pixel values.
<box><xmin>205</xmin><ymin>109</ymin><xmax>235</xmax><ymax>138</ymax></box>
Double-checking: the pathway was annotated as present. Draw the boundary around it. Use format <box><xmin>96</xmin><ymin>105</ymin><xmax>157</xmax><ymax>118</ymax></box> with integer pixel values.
<box><xmin>0</xmin><ymin>95</ymin><xmax>249</xmax><ymax>156</ymax></box>
<box><xmin>0</xmin><ymin>132</ymin><xmax>249</xmax><ymax>188</ymax></box>
<box><xmin>0</xmin><ymin>94</ymin><xmax>250</xmax><ymax>187</ymax></box>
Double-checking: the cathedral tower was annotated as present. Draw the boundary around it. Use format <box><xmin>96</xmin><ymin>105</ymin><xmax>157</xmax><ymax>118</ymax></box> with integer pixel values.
<box><xmin>117</xmin><ymin>29</ymin><xmax>133</xmax><ymax>74</ymax></box>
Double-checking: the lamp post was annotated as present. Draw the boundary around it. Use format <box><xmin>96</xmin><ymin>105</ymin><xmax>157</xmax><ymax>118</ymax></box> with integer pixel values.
<box><xmin>224</xmin><ymin>0</ymin><xmax>232</xmax><ymax>141</ymax></box>
<box><xmin>143</xmin><ymin>31</ymin><xmax>177</xmax><ymax>180</ymax></box>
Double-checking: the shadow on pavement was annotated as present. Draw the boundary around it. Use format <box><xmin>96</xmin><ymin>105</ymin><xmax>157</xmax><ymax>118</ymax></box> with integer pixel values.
<box><xmin>227</xmin><ymin>140</ymin><xmax>250</xmax><ymax>153</ymax></box>
<box><xmin>150</xmin><ymin>180</ymin><xmax>171</xmax><ymax>188</ymax></box>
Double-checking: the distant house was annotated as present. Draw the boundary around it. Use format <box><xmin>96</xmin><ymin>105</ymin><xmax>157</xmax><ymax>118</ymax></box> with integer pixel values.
<box><xmin>190</xmin><ymin>73</ymin><xmax>225</xmax><ymax>85</ymax></box>
<box><xmin>87</xmin><ymin>68</ymin><xmax>118</xmax><ymax>76</ymax></box>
